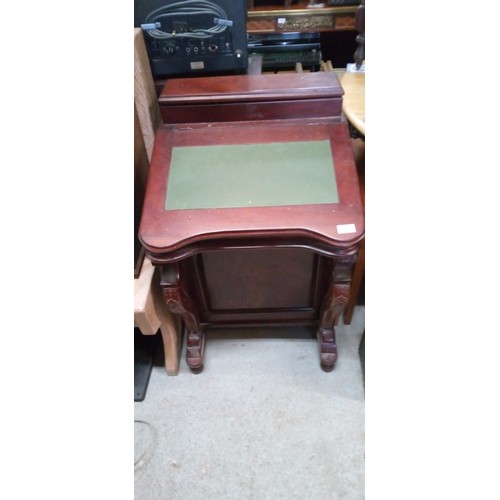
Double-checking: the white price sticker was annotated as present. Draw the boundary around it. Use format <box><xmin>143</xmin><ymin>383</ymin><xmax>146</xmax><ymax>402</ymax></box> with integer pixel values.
<box><xmin>336</xmin><ymin>224</ymin><xmax>357</xmax><ymax>234</ymax></box>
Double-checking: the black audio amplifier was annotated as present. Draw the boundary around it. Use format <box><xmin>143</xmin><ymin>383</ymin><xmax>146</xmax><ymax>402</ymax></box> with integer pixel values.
<box><xmin>134</xmin><ymin>0</ymin><xmax>248</xmax><ymax>78</ymax></box>
<box><xmin>247</xmin><ymin>32</ymin><xmax>322</xmax><ymax>72</ymax></box>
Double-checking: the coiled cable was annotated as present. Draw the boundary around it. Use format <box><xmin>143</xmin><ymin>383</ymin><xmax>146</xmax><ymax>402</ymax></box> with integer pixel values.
<box><xmin>144</xmin><ymin>0</ymin><xmax>229</xmax><ymax>40</ymax></box>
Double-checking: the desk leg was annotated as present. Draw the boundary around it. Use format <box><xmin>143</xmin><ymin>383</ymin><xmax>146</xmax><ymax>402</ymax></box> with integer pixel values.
<box><xmin>161</xmin><ymin>264</ymin><xmax>205</xmax><ymax>372</ymax></box>
<box><xmin>317</xmin><ymin>262</ymin><xmax>352</xmax><ymax>371</ymax></box>
<box><xmin>150</xmin><ymin>279</ymin><xmax>182</xmax><ymax>376</ymax></box>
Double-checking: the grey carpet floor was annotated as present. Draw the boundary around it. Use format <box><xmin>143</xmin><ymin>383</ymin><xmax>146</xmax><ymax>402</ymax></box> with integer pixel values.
<box><xmin>135</xmin><ymin>305</ymin><xmax>365</xmax><ymax>500</ymax></box>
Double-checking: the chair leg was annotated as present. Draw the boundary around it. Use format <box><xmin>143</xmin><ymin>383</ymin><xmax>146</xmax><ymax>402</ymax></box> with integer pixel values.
<box><xmin>158</xmin><ymin>315</ymin><xmax>182</xmax><ymax>376</ymax></box>
<box><xmin>151</xmin><ymin>270</ymin><xmax>182</xmax><ymax>376</ymax></box>
<box><xmin>342</xmin><ymin>238</ymin><xmax>364</xmax><ymax>325</ymax></box>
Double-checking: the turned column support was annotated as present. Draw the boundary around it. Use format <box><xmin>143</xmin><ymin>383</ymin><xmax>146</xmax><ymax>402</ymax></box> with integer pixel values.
<box><xmin>354</xmin><ymin>0</ymin><xmax>365</xmax><ymax>70</ymax></box>
<box><xmin>317</xmin><ymin>261</ymin><xmax>353</xmax><ymax>371</ymax></box>
<box><xmin>160</xmin><ymin>263</ymin><xmax>205</xmax><ymax>372</ymax></box>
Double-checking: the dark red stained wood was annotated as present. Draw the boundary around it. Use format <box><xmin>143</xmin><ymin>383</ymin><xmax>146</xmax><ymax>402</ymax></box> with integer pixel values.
<box><xmin>140</xmin><ymin>71</ymin><xmax>364</xmax><ymax>371</ymax></box>
<box><xmin>183</xmin><ymin>249</ymin><xmax>332</xmax><ymax>326</ymax></box>
<box><xmin>158</xmin><ymin>72</ymin><xmax>344</xmax><ymax>124</ymax></box>
<box><xmin>159</xmin><ymin>72</ymin><xmax>344</xmax><ymax>103</ymax></box>
<box><xmin>160</xmin><ymin>98</ymin><xmax>343</xmax><ymax>125</ymax></box>
<box><xmin>138</xmin><ymin>121</ymin><xmax>364</xmax><ymax>258</ymax></box>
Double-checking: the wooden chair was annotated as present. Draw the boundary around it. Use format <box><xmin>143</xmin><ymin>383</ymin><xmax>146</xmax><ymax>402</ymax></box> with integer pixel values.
<box><xmin>134</xmin><ymin>28</ymin><xmax>182</xmax><ymax>375</ymax></box>
<box><xmin>342</xmin><ymin>0</ymin><xmax>365</xmax><ymax>324</ymax></box>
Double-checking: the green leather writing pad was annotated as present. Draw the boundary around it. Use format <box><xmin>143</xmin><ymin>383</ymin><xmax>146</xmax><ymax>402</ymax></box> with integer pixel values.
<box><xmin>165</xmin><ymin>140</ymin><xmax>338</xmax><ymax>210</ymax></box>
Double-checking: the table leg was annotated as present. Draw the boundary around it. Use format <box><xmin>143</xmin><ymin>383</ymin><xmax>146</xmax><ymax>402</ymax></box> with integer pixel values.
<box><xmin>161</xmin><ymin>264</ymin><xmax>205</xmax><ymax>372</ymax></box>
<box><xmin>317</xmin><ymin>262</ymin><xmax>352</xmax><ymax>371</ymax></box>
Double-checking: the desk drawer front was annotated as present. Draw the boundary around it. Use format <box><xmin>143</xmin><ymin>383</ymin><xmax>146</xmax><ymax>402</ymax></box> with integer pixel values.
<box><xmin>180</xmin><ymin>248</ymin><xmax>332</xmax><ymax>326</ymax></box>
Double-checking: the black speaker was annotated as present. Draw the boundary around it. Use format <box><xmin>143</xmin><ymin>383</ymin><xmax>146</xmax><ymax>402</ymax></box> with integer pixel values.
<box><xmin>135</xmin><ymin>0</ymin><xmax>248</xmax><ymax>77</ymax></box>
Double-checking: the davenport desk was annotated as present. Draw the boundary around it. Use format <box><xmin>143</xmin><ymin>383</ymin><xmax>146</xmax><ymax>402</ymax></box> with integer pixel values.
<box><xmin>139</xmin><ymin>72</ymin><xmax>364</xmax><ymax>372</ymax></box>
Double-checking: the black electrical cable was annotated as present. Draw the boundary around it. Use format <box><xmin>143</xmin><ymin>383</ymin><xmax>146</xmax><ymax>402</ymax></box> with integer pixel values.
<box><xmin>144</xmin><ymin>0</ymin><xmax>230</xmax><ymax>40</ymax></box>
<box><xmin>134</xmin><ymin>420</ymin><xmax>155</xmax><ymax>467</ymax></box>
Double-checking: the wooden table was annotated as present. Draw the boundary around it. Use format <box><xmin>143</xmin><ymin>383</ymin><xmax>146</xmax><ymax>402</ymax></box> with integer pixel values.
<box><xmin>139</xmin><ymin>73</ymin><xmax>364</xmax><ymax>373</ymax></box>
<box><xmin>341</xmin><ymin>71</ymin><xmax>365</xmax><ymax>136</ymax></box>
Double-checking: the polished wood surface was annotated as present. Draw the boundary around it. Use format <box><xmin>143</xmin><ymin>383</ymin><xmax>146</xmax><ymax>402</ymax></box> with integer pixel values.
<box><xmin>139</xmin><ymin>122</ymin><xmax>363</xmax><ymax>257</ymax></box>
<box><xmin>160</xmin><ymin>72</ymin><xmax>343</xmax><ymax>102</ymax></box>
<box><xmin>139</xmin><ymin>72</ymin><xmax>364</xmax><ymax>372</ymax></box>
<box><xmin>341</xmin><ymin>71</ymin><xmax>365</xmax><ymax>135</ymax></box>
<box><xmin>158</xmin><ymin>72</ymin><xmax>344</xmax><ymax>124</ymax></box>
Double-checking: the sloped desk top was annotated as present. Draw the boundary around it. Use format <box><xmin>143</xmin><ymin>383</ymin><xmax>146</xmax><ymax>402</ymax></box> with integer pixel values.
<box><xmin>138</xmin><ymin>71</ymin><xmax>364</xmax><ymax>372</ymax></box>
<box><xmin>139</xmin><ymin>120</ymin><xmax>364</xmax><ymax>260</ymax></box>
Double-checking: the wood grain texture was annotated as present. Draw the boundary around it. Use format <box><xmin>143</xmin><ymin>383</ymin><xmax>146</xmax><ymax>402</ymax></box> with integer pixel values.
<box><xmin>140</xmin><ymin>71</ymin><xmax>364</xmax><ymax>372</ymax></box>
<box><xmin>134</xmin><ymin>28</ymin><xmax>161</xmax><ymax>162</ymax></box>
<box><xmin>159</xmin><ymin>72</ymin><xmax>343</xmax><ymax>124</ymax></box>
<box><xmin>134</xmin><ymin>29</ymin><xmax>182</xmax><ymax>375</ymax></box>
<box><xmin>134</xmin><ymin>258</ymin><xmax>160</xmax><ymax>334</ymax></box>
<box><xmin>134</xmin><ymin>258</ymin><xmax>182</xmax><ymax>375</ymax></box>
<box><xmin>139</xmin><ymin>122</ymin><xmax>364</xmax><ymax>257</ymax></box>
<box><xmin>134</xmin><ymin>103</ymin><xmax>148</xmax><ymax>277</ymax></box>
<box><xmin>159</xmin><ymin>72</ymin><xmax>344</xmax><ymax>103</ymax></box>
<box><xmin>134</xmin><ymin>103</ymin><xmax>149</xmax><ymax>195</ymax></box>
<box><xmin>340</xmin><ymin>72</ymin><xmax>364</xmax><ymax>135</ymax></box>
<box><xmin>246</xmin><ymin>4</ymin><xmax>357</xmax><ymax>34</ymax></box>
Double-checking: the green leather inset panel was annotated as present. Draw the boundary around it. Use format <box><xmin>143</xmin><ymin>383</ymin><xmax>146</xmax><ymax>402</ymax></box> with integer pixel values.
<box><xmin>165</xmin><ymin>140</ymin><xmax>338</xmax><ymax>210</ymax></box>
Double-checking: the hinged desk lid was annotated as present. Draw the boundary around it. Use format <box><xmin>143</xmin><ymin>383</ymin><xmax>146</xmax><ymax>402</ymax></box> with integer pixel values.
<box><xmin>139</xmin><ymin>120</ymin><xmax>364</xmax><ymax>260</ymax></box>
<box><xmin>158</xmin><ymin>72</ymin><xmax>344</xmax><ymax>124</ymax></box>
<box><xmin>159</xmin><ymin>72</ymin><xmax>344</xmax><ymax>104</ymax></box>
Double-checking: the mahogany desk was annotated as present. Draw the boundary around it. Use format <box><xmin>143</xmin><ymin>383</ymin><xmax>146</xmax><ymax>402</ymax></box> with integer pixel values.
<box><xmin>139</xmin><ymin>72</ymin><xmax>364</xmax><ymax>372</ymax></box>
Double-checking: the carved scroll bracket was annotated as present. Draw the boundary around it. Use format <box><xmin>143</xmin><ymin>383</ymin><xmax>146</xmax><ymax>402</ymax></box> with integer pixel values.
<box><xmin>317</xmin><ymin>262</ymin><xmax>353</xmax><ymax>370</ymax></box>
<box><xmin>161</xmin><ymin>264</ymin><xmax>205</xmax><ymax>371</ymax></box>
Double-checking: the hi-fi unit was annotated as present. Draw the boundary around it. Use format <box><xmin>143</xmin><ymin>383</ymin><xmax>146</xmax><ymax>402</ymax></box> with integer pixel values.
<box><xmin>134</xmin><ymin>0</ymin><xmax>248</xmax><ymax>78</ymax></box>
<box><xmin>247</xmin><ymin>32</ymin><xmax>322</xmax><ymax>72</ymax></box>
